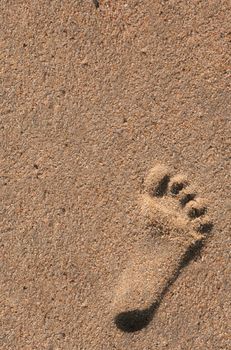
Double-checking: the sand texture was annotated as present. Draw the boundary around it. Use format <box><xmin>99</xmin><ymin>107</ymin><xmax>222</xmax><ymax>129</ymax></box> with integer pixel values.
<box><xmin>1</xmin><ymin>1</ymin><xmax>230</xmax><ymax>349</ymax></box>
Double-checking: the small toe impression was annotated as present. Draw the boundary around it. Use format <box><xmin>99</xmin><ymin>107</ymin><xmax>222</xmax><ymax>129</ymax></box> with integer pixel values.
<box><xmin>144</xmin><ymin>165</ymin><xmax>171</xmax><ymax>197</ymax></box>
<box><xmin>188</xmin><ymin>207</ymin><xmax>207</xmax><ymax>218</ymax></box>
<box><xmin>114</xmin><ymin>309</ymin><xmax>152</xmax><ymax>332</ymax></box>
<box><xmin>179</xmin><ymin>188</ymin><xmax>196</xmax><ymax>206</ymax></box>
<box><xmin>186</xmin><ymin>199</ymin><xmax>207</xmax><ymax>219</ymax></box>
<box><xmin>197</xmin><ymin>221</ymin><xmax>213</xmax><ymax>234</ymax></box>
<box><xmin>169</xmin><ymin>175</ymin><xmax>188</xmax><ymax>196</ymax></box>
<box><xmin>192</xmin><ymin>215</ymin><xmax>213</xmax><ymax>235</ymax></box>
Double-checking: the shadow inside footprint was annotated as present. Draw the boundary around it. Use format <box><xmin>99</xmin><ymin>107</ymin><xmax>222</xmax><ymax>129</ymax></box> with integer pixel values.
<box><xmin>114</xmin><ymin>307</ymin><xmax>156</xmax><ymax>332</ymax></box>
<box><xmin>154</xmin><ymin>175</ymin><xmax>170</xmax><ymax>197</ymax></box>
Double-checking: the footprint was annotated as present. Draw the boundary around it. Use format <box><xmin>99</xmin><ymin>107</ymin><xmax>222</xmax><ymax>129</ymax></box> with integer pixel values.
<box><xmin>112</xmin><ymin>164</ymin><xmax>213</xmax><ymax>332</ymax></box>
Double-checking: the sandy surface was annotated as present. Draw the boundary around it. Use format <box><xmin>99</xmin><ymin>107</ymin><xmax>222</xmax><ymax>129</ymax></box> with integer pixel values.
<box><xmin>1</xmin><ymin>1</ymin><xmax>230</xmax><ymax>349</ymax></box>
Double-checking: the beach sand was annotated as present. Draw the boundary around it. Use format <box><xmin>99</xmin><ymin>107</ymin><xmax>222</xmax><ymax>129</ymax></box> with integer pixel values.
<box><xmin>1</xmin><ymin>1</ymin><xmax>230</xmax><ymax>349</ymax></box>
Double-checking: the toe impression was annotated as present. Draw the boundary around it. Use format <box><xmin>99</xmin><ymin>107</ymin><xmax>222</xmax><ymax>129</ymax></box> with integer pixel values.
<box><xmin>144</xmin><ymin>165</ymin><xmax>171</xmax><ymax>197</ymax></box>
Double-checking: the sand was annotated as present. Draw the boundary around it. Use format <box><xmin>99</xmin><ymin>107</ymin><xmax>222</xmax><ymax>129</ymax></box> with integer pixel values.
<box><xmin>1</xmin><ymin>1</ymin><xmax>230</xmax><ymax>349</ymax></box>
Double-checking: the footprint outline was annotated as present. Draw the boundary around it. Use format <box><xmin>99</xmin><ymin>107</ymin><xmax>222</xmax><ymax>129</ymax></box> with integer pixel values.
<box><xmin>113</xmin><ymin>164</ymin><xmax>213</xmax><ymax>332</ymax></box>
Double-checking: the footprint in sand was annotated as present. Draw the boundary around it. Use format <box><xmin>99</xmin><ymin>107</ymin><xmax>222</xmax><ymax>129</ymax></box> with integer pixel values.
<box><xmin>113</xmin><ymin>164</ymin><xmax>213</xmax><ymax>332</ymax></box>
